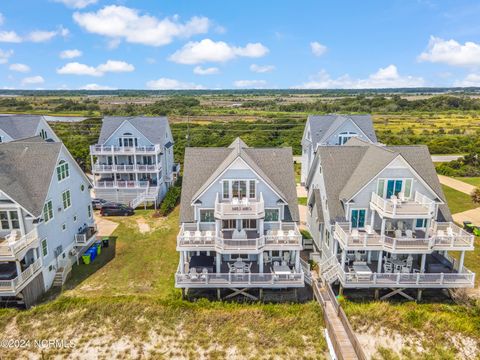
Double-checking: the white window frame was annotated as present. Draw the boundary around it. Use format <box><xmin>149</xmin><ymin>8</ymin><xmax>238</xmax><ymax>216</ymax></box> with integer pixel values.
<box><xmin>62</xmin><ymin>190</ymin><xmax>72</xmax><ymax>210</ymax></box>
<box><xmin>43</xmin><ymin>200</ymin><xmax>54</xmax><ymax>223</ymax></box>
<box><xmin>264</xmin><ymin>208</ymin><xmax>280</xmax><ymax>222</ymax></box>
<box><xmin>199</xmin><ymin>208</ymin><xmax>215</xmax><ymax>223</ymax></box>
<box><xmin>41</xmin><ymin>238</ymin><xmax>48</xmax><ymax>257</ymax></box>
<box><xmin>350</xmin><ymin>208</ymin><xmax>368</xmax><ymax>229</ymax></box>
<box><xmin>377</xmin><ymin>178</ymin><xmax>414</xmax><ymax>199</ymax></box>
<box><xmin>0</xmin><ymin>210</ymin><xmax>20</xmax><ymax>230</ymax></box>
<box><xmin>56</xmin><ymin>161</ymin><xmax>70</xmax><ymax>182</ymax></box>
<box><xmin>62</xmin><ymin>223</ymin><xmax>67</xmax><ymax>231</ymax></box>
<box><xmin>338</xmin><ymin>131</ymin><xmax>358</xmax><ymax>145</ymax></box>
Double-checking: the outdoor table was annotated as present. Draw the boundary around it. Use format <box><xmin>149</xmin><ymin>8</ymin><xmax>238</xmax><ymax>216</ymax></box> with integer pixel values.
<box><xmin>273</xmin><ymin>264</ymin><xmax>291</xmax><ymax>275</ymax></box>
<box><xmin>353</xmin><ymin>264</ymin><xmax>372</xmax><ymax>276</ymax></box>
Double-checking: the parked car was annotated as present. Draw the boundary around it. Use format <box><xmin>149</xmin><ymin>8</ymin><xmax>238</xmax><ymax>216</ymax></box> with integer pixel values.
<box><xmin>92</xmin><ymin>198</ymin><xmax>108</xmax><ymax>210</ymax></box>
<box><xmin>100</xmin><ymin>203</ymin><xmax>134</xmax><ymax>216</ymax></box>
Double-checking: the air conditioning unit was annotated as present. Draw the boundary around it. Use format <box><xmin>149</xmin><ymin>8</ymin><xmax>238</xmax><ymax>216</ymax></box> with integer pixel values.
<box><xmin>69</xmin><ymin>248</ymin><xmax>78</xmax><ymax>257</ymax></box>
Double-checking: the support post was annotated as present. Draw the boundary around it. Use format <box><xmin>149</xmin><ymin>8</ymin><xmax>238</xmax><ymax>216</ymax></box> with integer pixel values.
<box><xmin>420</xmin><ymin>254</ymin><xmax>426</xmax><ymax>273</ymax></box>
<box><xmin>339</xmin><ymin>285</ymin><xmax>344</xmax><ymax>296</ymax></box>
<box><xmin>380</xmin><ymin>218</ymin><xmax>386</xmax><ymax>236</ymax></box>
<box><xmin>367</xmin><ymin>251</ymin><xmax>372</xmax><ymax>264</ymax></box>
<box><xmin>459</xmin><ymin>251</ymin><xmax>465</xmax><ymax>273</ymax></box>
<box><xmin>295</xmin><ymin>251</ymin><xmax>300</xmax><ymax>272</ymax></box>
<box><xmin>341</xmin><ymin>249</ymin><xmax>346</xmax><ymax>268</ymax></box>
<box><xmin>259</xmin><ymin>251</ymin><xmax>264</xmax><ymax>273</ymax></box>
<box><xmin>217</xmin><ymin>289</ymin><xmax>221</xmax><ymax>300</ymax></box>
<box><xmin>370</xmin><ymin>210</ymin><xmax>375</xmax><ymax>227</ymax></box>
<box><xmin>216</xmin><ymin>252</ymin><xmax>221</xmax><ymax>273</ymax></box>
<box><xmin>417</xmin><ymin>289</ymin><xmax>423</xmax><ymax>302</ymax></box>
<box><xmin>180</xmin><ymin>252</ymin><xmax>185</xmax><ymax>274</ymax></box>
<box><xmin>374</xmin><ymin>289</ymin><xmax>380</xmax><ymax>300</ymax></box>
<box><xmin>377</xmin><ymin>251</ymin><xmax>383</xmax><ymax>273</ymax></box>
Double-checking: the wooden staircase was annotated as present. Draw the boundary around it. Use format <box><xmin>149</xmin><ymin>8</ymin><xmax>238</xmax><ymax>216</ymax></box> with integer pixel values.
<box><xmin>53</xmin><ymin>260</ymin><xmax>72</xmax><ymax>287</ymax></box>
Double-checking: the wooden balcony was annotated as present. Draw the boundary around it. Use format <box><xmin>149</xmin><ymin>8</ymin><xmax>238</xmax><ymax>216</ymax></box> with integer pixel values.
<box><xmin>0</xmin><ymin>258</ymin><xmax>43</xmax><ymax>295</ymax></box>
<box><xmin>90</xmin><ymin>144</ymin><xmax>162</xmax><ymax>155</ymax></box>
<box><xmin>334</xmin><ymin>221</ymin><xmax>473</xmax><ymax>253</ymax></box>
<box><xmin>370</xmin><ymin>191</ymin><xmax>436</xmax><ymax>218</ymax></box>
<box><xmin>214</xmin><ymin>193</ymin><xmax>265</xmax><ymax>219</ymax></box>
<box><xmin>0</xmin><ymin>228</ymin><xmax>39</xmax><ymax>260</ymax></box>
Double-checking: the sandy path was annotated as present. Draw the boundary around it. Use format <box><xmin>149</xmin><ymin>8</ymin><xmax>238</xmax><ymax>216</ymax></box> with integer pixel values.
<box><xmin>438</xmin><ymin>175</ymin><xmax>476</xmax><ymax>195</ymax></box>
<box><xmin>94</xmin><ymin>214</ymin><xmax>119</xmax><ymax>237</ymax></box>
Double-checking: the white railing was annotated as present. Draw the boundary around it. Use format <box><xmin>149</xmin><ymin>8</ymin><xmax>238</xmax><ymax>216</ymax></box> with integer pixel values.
<box><xmin>334</xmin><ymin>221</ymin><xmax>474</xmax><ymax>252</ymax></box>
<box><xmin>90</xmin><ymin>144</ymin><xmax>162</xmax><ymax>154</ymax></box>
<box><xmin>75</xmin><ymin>226</ymin><xmax>97</xmax><ymax>245</ymax></box>
<box><xmin>94</xmin><ymin>164</ymin><xmax>161</xmax><ymax>172</ymax></box>
<box><xmin>175</xmin><ymin>271</ymin><xmax>304</xmax><ymax>287</ymax></box>
<box><xmin>0</xmin><ymin>258</ymin><xmax>42</xmax><ymax>293</ymax></box>
<box><xmin>92</xmin><ymin>164</ymin><xmax>115</xmax><ymax>172</ymax></box>
<box><xmin>265</xmin><ymin>222</ymin><xmax>302</xmax><ymax>246</ymax></box>
<box><xmin>370</xmin><ymin>191</ymin><xmax>435</xmax><ymax>217</ymax></box>
<box><xmin>214</xmin><ymin>192</ymin><xmax>265</xmax><ymax>218</ymax></box>
<box><xmin>94</xmin><ymin>180</ymin><xmax>151</xmax><ymax>188</ymax></box>
<box><xmin>0</xmin><ymin>228</ymin><xmax>39</xmax><ymax>258</ymax></box>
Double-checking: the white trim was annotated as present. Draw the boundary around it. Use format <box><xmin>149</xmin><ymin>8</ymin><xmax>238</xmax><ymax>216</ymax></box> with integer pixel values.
<box><xmin>41</xmin><ymin>238</ymin><xmax>48</xmax><ymax>258</ymax></box>
<box><xmin>349</xmin><ymin>208</ymin><xmax>368</xmax><ymax>229</ymax></box>
<box><xmin>43</xmin><ymin>199</ymin><xmax>54</xmax><ymax>223</ymax></box>
<box><xmin>264</xmin><ymin>208</ymin><xmax>280</xmax><ymax>222</ymax></box>
<box><xmin>199</xmin><ymin>208</ymin><xmax>215</xmax><ymax>223</ymax></box>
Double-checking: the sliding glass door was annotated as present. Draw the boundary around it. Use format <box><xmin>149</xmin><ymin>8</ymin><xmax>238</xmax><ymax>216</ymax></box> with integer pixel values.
<box><xmin>386</xmin><ymin>179</ymin><xmax>403</xmax><ymax>198</ymax></box>
<box><xmin>351</xmin><ymin>209</ymin><xmax>366</xmax><ymax>228</ymax></box>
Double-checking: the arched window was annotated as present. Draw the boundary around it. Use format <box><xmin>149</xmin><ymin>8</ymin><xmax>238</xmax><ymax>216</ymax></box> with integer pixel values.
<box><xmin>338</xmin><ymin>131</ymin><xmax>358</xmax><ymax>145</ymax></box>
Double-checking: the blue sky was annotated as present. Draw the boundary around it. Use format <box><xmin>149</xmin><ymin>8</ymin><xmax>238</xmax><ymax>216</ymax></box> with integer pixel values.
<box><xmin>2</xmin><ymin>0</ymin><xmax>480</xmax><ymax>89</ymax></box>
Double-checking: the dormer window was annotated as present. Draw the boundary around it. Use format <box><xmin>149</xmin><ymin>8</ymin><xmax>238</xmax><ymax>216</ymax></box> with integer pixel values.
<box><xmin>56</xmin><ymin>160</ymin><xmax>69</xmax><ymax>181</ymax></box>
<box><xmin>338</xmin><ymin>131</ymin><xmax>358</xmax><ymax>145</ymax></box>
<box><xmin>40</xmin><ymin>129</ymin><xmax>48</xmax><ymax>140</ymax></box>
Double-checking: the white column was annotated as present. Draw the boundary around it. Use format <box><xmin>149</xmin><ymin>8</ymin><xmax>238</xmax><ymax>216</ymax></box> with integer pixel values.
<box><xmin>380</xmin><ymin>218</ymin><xmax>386</xmax><ymax>236</ymax></box>
<box><xmin>295</xmin><ymin>251</ymin><xmax>300</xmax><ymax>272</ymax></box>
<box><xmin>377</xmin><ymin>251</ymin><xmax>383</xmax><ymax>273</ymax></box>
<box><xmin>341</xmin><ymin>249</ymin><xmax>346</xmax><ymax>268</ymax></box>
<box><xmin>216</xmin><ymin>252</ymin><xmax>221</xmax><ymax>273</ymax></box>
<box><xmin>259</xmin><ymin>252</ymin><xmax>264</xmax><ymax>273</ymax></box>
<box><xmin>259</xmin><ymin>219</ymin><xmax>264</xmax><ymax>237</ymax></box>
<box><xmin>459</xmin><ymin>251</ymin><xmax>465</xmax><ymax>273</ymax></box>
<box><xmin>180</xmin><ymin>251</ymin><xmax>185</xmax><ymax>274</ymax></box>
<box><xmin>333</xmin><ymin>239</ymin><xmax>338</xmax><ymax>256</ymax></box>
<box><xmin>370</xmin><ymin>210</ymin><xmax>375</xmax><ymax>227</ymax></box>
<box><xmin>15</xmin><ymin>261</ymin><xmax>21</xmax><ymax>276</ymax></box>
<box><xmin>367</xmin><ymin>251</ymin><xmax>372</xmax><ymax>264</ymax></box>
<box><xmin>420</xmin><ymin>254</ymin><xmax>426</xmax><ymax>273</ymax></box>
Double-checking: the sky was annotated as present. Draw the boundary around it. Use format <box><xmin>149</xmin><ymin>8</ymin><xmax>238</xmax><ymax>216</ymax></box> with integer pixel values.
<box><xmin>2</xmin><ymin>0</ymin><xmax>480</xmax><ymax>90</ymax></box>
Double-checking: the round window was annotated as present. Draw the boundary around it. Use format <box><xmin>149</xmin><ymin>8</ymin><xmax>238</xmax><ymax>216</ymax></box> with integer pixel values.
<box><xmin>81</xmin><ymin>184</ymin><xmax>85</xmax><ymax>191</ymax></box>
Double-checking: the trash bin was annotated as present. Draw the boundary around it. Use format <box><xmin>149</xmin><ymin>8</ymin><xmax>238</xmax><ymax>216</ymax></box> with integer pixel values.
<box><xmin>88</xmin><ymin>247</ymin><xmax>96</xmax><ymax>262</ymax></box>
<box><xmin>474</xmin><ymin>227</ymin><xmax>480</xmax><ymax>237</ymax></box>
<box><xmin>82</xmin><ymin>253</ymin><xmax>91</xmax><ymax>265</ymax></box>
<box><xmin>95</xmin><ymin>241</ymin><xmax>102</xmax><ymax>255</ymax></box>
<box><xmin>102</xmin><ymin>237</ymin><xmax>109</xmax><ymax>248</ymax></box>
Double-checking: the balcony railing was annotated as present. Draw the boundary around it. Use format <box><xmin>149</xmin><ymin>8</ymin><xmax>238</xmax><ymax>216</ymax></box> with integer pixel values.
<box><xmin>177</xmin><ymin>222</ymin><xmax>302</xmax><ymax>251</ymax></box>
<box><xmin>94</xmin><ymin>180</ymin><xmax>151</xmax><ymax>189</ymax></box>
<box><xmin>93</xmin><ymin>164</ymin><xmax>161</xmax><ymax>172</ymax></box>
<box><xmin>175</xmin><ymin>270</ymin><xmax>304</xmax><ymax>288</ymax></box>
<box><xmin>0</xmin><ymin>258</ymin><xmax>42</xmax><ymax>294</ymax></box>
<box><xmin>334</xmin><ymin>221</ymin><xmax>474</xmax><ymax>252</ymax></box>
<box><xmin>75</xmin><ymin>225</ymin><xmax>97</xmax><ymax>245</ymax></box>
<box><xmin>214</xmin><ymin>193</ymin><xmax>265</xmax><ymax>219</ymax></box>
<box><xmin>90</xmin><ymin>144</ymin><xmax>162</xmax><ymax>155</ymax></box>
<box><xmin>370</xmin><ymin>191</ymin><xmax>436</xmax><ymax>218</ymax></box>
<box><xmin>0</xmin><ymin>228</ymin><xmax>39</xmax><ymax>259</ymax></box>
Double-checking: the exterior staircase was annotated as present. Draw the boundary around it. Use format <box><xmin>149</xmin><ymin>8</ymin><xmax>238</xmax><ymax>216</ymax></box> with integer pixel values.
<box><xmin>319</xmin><ymin>255</ymin><xmax>339</xmax><ymax>284</ymax></box>
<box><xmin>300</xmin><ymin>258</ymin><xmax>313</xmax><ymax>285</ymax></box>
<box><xmin>130</xmin><ymin>186</ymin><xmax>159</xmax><ymax>209</ymax></box>
<box><xmin>53</xmin><ymin>260</ymin><xmax>72</xmax><ymax>287</ymax></box>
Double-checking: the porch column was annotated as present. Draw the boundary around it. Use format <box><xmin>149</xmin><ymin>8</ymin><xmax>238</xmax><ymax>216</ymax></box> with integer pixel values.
<box><xmin>420</xmin><ymin>254</ymin><xmax>426</xmax><ymax>273</ymax></box>
<box><xmin>295</xmin><ymin>251</ymin><xmax>300</xmax><ymax>272</ymax></box>
<box><xmin>377</xmin><ymin>251</ymin><xmax>383</xmax><ymax>273</ymax></box>
<box><xmin>216</xmin><ymin>252</ymin><xmax>221</xmax><ymax>273</ymax></box>
<box><xmin>459</xmin><ymin>251</ymin><xmax>465</xmax><ymax>273</ymax></box>
<box><xmin>15</xmin><ymin>261</ymin><xmax>21</xmax><ymax>276</ymax></box>
<box><xmin>380</xmin><ymin>218</ymin><xmax>386</xmax><ymax>236</ymax></box>
<box><xmin>341</xmin><ymin>249</ymin><xmax>346</xmax><ymax>268</ymax></box>
<box><xmin>259</xmin><ymin>219</ymin><xmax>264</xmax><ymax>237</ymax></box>
<box><xmin>370</xmin><ymin>210</ymin><xmax>375</xmax><ymax>227</ymax></box>
<box><xmin>17</xmin><ymin>208</ymin><xmax>26</xmax><ymax>237</ymax></box>
<box><xmin>367</xmin><ymin>251</ymin><xmax>372</xmax><ymax>264</ymax></box>
<box><xmin>259</xmin><ymin>251</ymin><xmax>264</xmax><ymax>273</ymax></box>
<box><xmin>180</xmin><ymin>251</ymin><xmax>185</xmax><ymax>274</ymax></box>
<box><xmin>333</xmin><ymin>239</ymin><xmax>338</xmax><ymax>256</ymax></box>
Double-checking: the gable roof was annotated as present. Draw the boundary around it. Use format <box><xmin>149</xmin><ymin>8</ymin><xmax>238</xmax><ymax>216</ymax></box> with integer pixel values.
<box><xmin>307</xmin><ymin>114</ymin><xmax>377</xmax><ymax>146</ymax></box>
<box><xmin>0</xmin><ymin>139</ymin><xmax>63</xmax><ymax>217</ymax></box>
<box><xmin>316</xmin><ymin>140</ymin><xmax>451</xmax><ymax>223</ymax></box>
<box><xmin>98</xmin><ymin>116</ymin><xmax>170</xmax><ymax>145</ymax></box>
<box><xmin>180</xmin><ymin>138</ymin><xmax>299</xmax><ymax>223</ymax></box>
<box><xmin>0</xmin><ymin>115</ymin><xmax>45</xmax><ymax>140</ymax></box>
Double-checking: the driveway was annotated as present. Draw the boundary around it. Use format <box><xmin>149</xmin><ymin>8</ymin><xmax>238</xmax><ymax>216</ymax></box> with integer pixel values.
<box><xmin>438</xmin><ymin>175</ymin><xmax>476</xmax><ymax>195</ymax></box>
<box><xmin>94</xmin><ymin>213</ymin><xmax>119</xmax><ymax>237</ymax></box>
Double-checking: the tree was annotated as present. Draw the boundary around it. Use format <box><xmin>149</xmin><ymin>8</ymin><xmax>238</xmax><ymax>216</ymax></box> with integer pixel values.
<box><xmin>471</xmin><ymin>187</ymin><xmax>480</xmax><ymax>205</ymax></box>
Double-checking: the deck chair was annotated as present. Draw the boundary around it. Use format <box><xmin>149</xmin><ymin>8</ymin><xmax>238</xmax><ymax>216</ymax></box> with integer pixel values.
<box><xmin>227</xmin><ymin>263</ymin><xmax>236</xmax><ymax>273</ymax></box>
<box><xmin>277</xmin><ymin>230</ymin><xmax>286</xmax><ymax>242</ymax></box>
<box><xmin>283</xmin><ymin>252</ymin><xmax>290</xmax><ymax>263</ymax></box>
<box><xmin>386</xmin><ymin>221</ymin><xmax>394</xmax><ymax>232</ymax></box>
<box><xmin>354</xmin><ymin>251</ymin><xmax>363</xmax><ymax>261</ymax></box>
<box><xmin>383</xmin><ymin>262</ymin><xmax>393</xmax><ymax>273</ymax></box>
<box><xmin>244</xmin><ymin>262</ymin><xmax>252</xmax><ymax>272</ymax></box>
<box><xmin>351</xmin><ymin>229</ymin><xmax>360</xmax><ymax>244</ymax></box>
<box><xmin>364</xmin><ymin>224</ymin><xmax>374</xmax><ymax>235</ymax></box>
<box><xmin>397</xmin><ymin>221</ymin><xmax>404</xmax><ymax>231</ymax></box>
<box><xmin>232</xmin><ymin>197</ymin><xmax>239</xmax><ymax>205</ymax></box>
<box><xmin>447</xmin><ymin>227</ymin><xmax>454</xmax><ymax>237</ymax></box>
<box><xmin>395</xmin><ymin>229</ymin><xmax>403</xmax><ymax>239</ymax></box>
<box><xmin>189</xmin><ymin>268</ymin><xmax>198</xmax><ymax>280</ymax></box>
<box><xmin>398</xmin><ymin>192</ymin><xmax>406</xmax><ymax>202</ymax></box>
<box><xmin>205</xmin><ymin>231</ymin><xmax>213</xmax><ymax>242</ymax></box>
<box><xmin>194</xmin><ymin>231</ymin><xmax>202</xmax><ymax>243</ymax></box>
<box><xmin>406</xmin><ymin>255</ymin><xmax>413</xmax><ymax>268</ymax></box>
<box><xmin>263</xmin><ymin>252</ymin><xmax>271</xmax><ymax>264</ymax></box>
<box><xmin>184</xmin><ymin>231</ymin><xmax>192</xmax><ymax>243</ymax></box>
<box><xmin>405</xmin><ymin>229</ymin><xmax>413</xmax><ymax>238</ymax></box>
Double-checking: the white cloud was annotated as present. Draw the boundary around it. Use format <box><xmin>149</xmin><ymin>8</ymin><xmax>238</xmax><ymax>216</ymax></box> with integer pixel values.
<box><xmin>310</xmin><ymin>41</ymin><xmax>327</xmax><ymax>57</ymax></box>
<box><xmin>0</xmin><ymin>49</ymin><xmax>13</xmax><ymax>64</ymax></box>
<box><xmin>9</xmin><ymin>63</ymin><xmax>30</xmax><ymax>73</ymax></box>
<box><xmin>193</xmin><ymin>66</ymin><xmax>219</xmax><ymax>75</ymax></box>
<box><xmin>250</xmin><ymin>64</ymin><xmax>275</xmax><ymax>73</ymax></box>
<box><xmin>233</xmin><ymin>80</ymin><xmax>267</xmax><ymax>88</ymax></box>
<box><xmin>21</xmin><ymin>75</ymin><xmax>44</xmax><ymax>85</ymax></box>
<box><xmin>96</xmin><ymin>60</ymin><xmax>134</xmax><ymax>73</ymax></box>
<box><xmin>60</xmin><ymin>49</ymin><xmax>82</xmax><ymax>59</ymax></box>
<box><xmin>169</xmin><ymin>39</ymin><xmax>269</xmax><ymax>64</ymax></box>
<box><xmin>0</xmin><ymin>13</ymin><xmax>4</xmax><ymax>26</ymax></box>
<box><xmin>53</xmin><ymin>0</ymin><xmax>98</xmax><ymax>9</ymax></box>
<box><xmin>0</xmin><ymin>31</ymin><xmax>22</xmax><ymax>43</ymax></box>
<box><xmin>57</xmin><ymin>60</ymin><xmax>134</xmax><ymax>76</ymax></box>
<box><xmin>418</xmin><ymin>36</ymin><xmax>480</xmax><ymax>67</ymax></box>
<box><xmin>295</xmin><ymin>65</ymin><xmax>425</xmax><ymax>89</ymax></box>
<box><xmin>80</xmin><ymin>83</ymin><xmax>116</xmax><ymax>90</ymax></box>
<box><xmin>454</xmin><ymin>73</ymin><xmax>480</xmax><ymax>87</ymax></box>
<box><xmin>146</xmin><ymin>57</ymin><xmax>156</xmax><ymax>64</ymax></box>
<box><xmin>146</xmin><ymin>78</ymin><xmax>204</xmax><ymax>90</ymax></box>
<box><xmin>27</xmin><ymin>30</ymin><xmax>57</xmax><ymax>42</ymax></box>
<box><xmin>73</xmin><ymin>5</ymin><xmax>210</xmax><ymax>47</ymax></box>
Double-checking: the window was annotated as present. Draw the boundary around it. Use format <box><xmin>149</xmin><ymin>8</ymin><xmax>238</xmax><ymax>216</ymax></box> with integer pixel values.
<box><xmin>0</xmin><ymin>211</ymin><xmax>20</xmax><ymax>230</ymax></box>
<box><xmin>265</xmin><ymin>209</ymin><xmax>279</xmax><ymax>222</ymax></box>
<box><xmin>56</xmin><ymin>161</ymin><xmax>70</xmax><ymax>181</ymax></box>
<box><xmin>80</xmin><ymin>184</ymin><xmax>85</xmax><ymax>192</ymax></box>
<box><xmin>249</xmin><ymin>180</ymin><xmax>256</xmax><ymax>199</ymax></box>
<box><xmin>242</xmin><ymin>219</ymin><xmax>257</xmax><ymax>229</ymax></box>
<box><xmin>62</xmin><ymin>223</ymin><xmax>67</xmax><ymax>231</ymax></box>
<box><xmin>416</xmin><ymin>219</ymin><xmax>427</xmax><ymax>228</ymax></box>
<box><xmin>87</xmin><ymin>205</ymin><xmax>92</xmax><ymax>218</ymax></box>
<box><xmin>222</xmin><ymin>180</ymin><xmax>229</xmax><ymax>199</ymax></box>
<box><xmin>0</xmin><ymin>136</ymin><xmax>2</xmax><ymax>143</ymax></box>
<box><xmin>230</xmin><ymin>254</ymin><xmax>248</xmax><ymax>260</ymax></box>
<box><xmin>232</xmin><ymin>180</ymin><xmax>247</xmax><ymax>199</ymax></box>
<box><xmin>41</xmin><ymin>239</ymin><xmax>48</xmax><ymax>257</ymax></box>
<box><xmin>62</xmin><ymin>190</ymin><xmax>72</xmax><ymax>210</ymax></box>
<box><xmin>222</xmin><ymin>219</ymin><xmax>236</xmax><ymax>229</ymax></box>
<box><xmin>73</xmin><ymin>215</ymin><xmax>77</xmax><ymax>222</ymax></box>
<box><xmin>43</xmin><ymin>200</ymin><xmax>54</xmax><ymax>223</ymax></box>
<box><xmin>40</xmin><ymin>129</ymin><xmax>47</xmax><ymax>140</ymax></box>
<box><xmin>404</xmin><ymin>179</ymin><xmax>413</xmax><ymax>198</ymax></box>
<box><xmin>351</xmin><ymin>209</ymin><xmax>366</xmax><ymax>228</ymax></box>
<box><xmin>338</xmin><ymin>131</ymin><xmax>358</xmax><ymax>145</ymax></box>
<box><xmin>377</xmin><ymin>179</ymin><xmax>385</xmax><ymax>197</ymax></box>
<box><xmin>200</xmin><ymin>209</ymin><xmax>215</xmax><ymax>223</ymax></box>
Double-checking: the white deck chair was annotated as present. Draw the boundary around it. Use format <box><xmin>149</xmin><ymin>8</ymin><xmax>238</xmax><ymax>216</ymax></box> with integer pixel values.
<box><xmin>364</xmin><ymin>224</ymin><xmax>374</xmax><ymax>235</ymax></box>
<box><xmin>232</xmin><ymin>197</ymin><xmax>239</xmax><ymax>205</ymax></box>
<box><xmin>395</xmin><ymin>229</ymin><xmax>403</xmax><ymax>239</ymax></box>
<box><xmin>447</xmin><ymin>227</ymin><xmax>454</xmax><ymax>237</ymax></box>
<box><xmin>405</xmin><ymin>229</ymin><xmax>413</xmax><ymax>238</ymax></box>
<box><xmin>277</xmin><ymin>229</ymin><xmax>286</xmax><ymax>242</ymax></box>
<box><xmin>194</xmin><ymin>231</ymin><xmax>202</xmax><ymax>243</ymax></box>
<box><xmin>184</xmin><ymin>231</ymin><xmax>192</xmax><ymax>243</ymax></box>
<box><xmin>263</xmin><ymin>252</ymin><xmax>271</xmax><ymax>264</ymax></box>
<box><xmin>383</xmin><ymin>262</ymin><xmax>393</xmax><ymax>273</ymax></box>
<box><xmin>437</xmin><ymin>229</ymin><xmax>445</xmax><ymax>238</ymax></box>
<box><xmin>205</xmin><ymin>230</ymin><xmax>213</xmax><ymax>242</ymax></box>
<box><xmin>398</xmin><ymin>192</ymin><xmax>406</xmax><ymax>202</ymax></box>
<box><xmin>189</xmin><ymin>268</ymin><xmax>198</xmax><ymax>280</ymax></box>
<box><xmin>397</xmin><ymin>221</ymin><xmax>404</xmax><ymax>231</ymax></box>
<box><xmin>406</xmin><ymin>255</ymin><xmax>413</xmax><ymax>268</ymax></box>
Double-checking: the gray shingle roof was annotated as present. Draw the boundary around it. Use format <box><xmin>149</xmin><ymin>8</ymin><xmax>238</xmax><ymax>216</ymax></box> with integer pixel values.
<box><xmin>307</xmin><ymin>114</ymin><xmax>377</xmax><ymax>146</ymax></box>
<box><xmin>98</xmin><ymin>116</ymin><xmax>170</xmax><ymax>145</ymax></box>
<box><xmin>0</xmin><ymin>140</ymin><xmax>62</xmax><ymax>217</ymax></box>
<box><xmin>0</xmin><ymin>115</ymin><xmax>44</xmax><ymax>140</ymax></box>
<box><xmin>317</xmin><ymin>140</ymin><xmax>452</xmax><ymax>223</ymax></box>
<box><xmin>180</xmin><ymin>138</ymin><xmax>299</xmax><ymax>223</ymax></box>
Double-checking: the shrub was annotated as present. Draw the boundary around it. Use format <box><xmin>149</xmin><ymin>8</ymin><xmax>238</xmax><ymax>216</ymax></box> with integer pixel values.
<box><xmin>158</xmin><ymin>185</ymin><xmax>181</xmax><ymax>216</ymax></box>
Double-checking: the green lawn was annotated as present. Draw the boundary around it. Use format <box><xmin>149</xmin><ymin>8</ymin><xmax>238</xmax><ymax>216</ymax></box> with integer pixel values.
<box><xmin>294</xmin><ymin>162</ymin><xmax>301</xmax><ymax>184</ymax></box>
<box><xmin>0</xmin><ymin>208</ymin><xmax>326</xmax><ymax>359</ymax></box>
<box><xmin>441</xmin><ymin>184</ymin><xmax>478</xmax><ymax>214</ymax></box>
<box><xmin>298</xmin><ymin>197</ymin><xmax>307</xmax><ymax>206</ymax></box>
<box><xmin>455</xmin><ymin>177</ymin><xmax>480</xmax><ymax>188</ymax></box>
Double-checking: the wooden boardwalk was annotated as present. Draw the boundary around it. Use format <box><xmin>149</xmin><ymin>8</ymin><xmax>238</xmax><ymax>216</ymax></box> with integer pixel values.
<box><xmin>313</xmin><ymin>279</ymin><xmax>364</xmax><ymax>360</ymax></box>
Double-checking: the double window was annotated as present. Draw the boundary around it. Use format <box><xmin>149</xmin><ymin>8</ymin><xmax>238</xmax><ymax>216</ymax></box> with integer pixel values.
<box><xmin>40</xmin><ymin>129</ymin><xmax>48</xmax><ymax>140</ymax></box>
<box><xmin>43</xmin><ymin>200</ymin><xmax>54</xmax><ymax>223</ymax></box>
<box><xmin>338</xmin><ymin>131</ymin><xmax>358</xmax><ymax>145</ymax></box>
<box><xmin>118</xmin><ymin>133</ymin><xmax>138</xmax><ymax>147</ymax></box>
<box><xmin>265</xmin><ymin>209</ymin><xmax>279</xmax><ymax>222</ymax></box>
<box><xmin>200</xmin><ymin>209</ymin><xmax>215</xmax><ymax>223</ymax></box>
<box><xmin>377</xmin><ymin>178</ymin><xmax>413</xmax><ymax>199</ymax></box>
<box><xmin>62</xmin><ymin>190</ymin><xmax>72</xmax><ymax>210</ymax></box>
<box><xmin>222</xmin><ymin>219</ymin><xmax>236</xmax><ymax>229</ymax></box>
<box><xmin>0</xmin><ymin>211</ymin><xmax>20</xmax><ymax>230</ymax></box>
<box><xmin>56</xmin><ymin>161</ymin><xmax>69</xmax><ymax>182</ymax></box>
<box><xmin>222</xmin><ymin>180</ymin><xmax>256</xmax><ymax>200</ymax></box>
<box><xmin>242</xmin><ymin>219</ymin><xmax>257</xmax><ymax>229</ymax></box>
<box><xmin>351</xmin><ymin>209</ymin><xmax>366</xmax><ymax>229</ymax></box>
